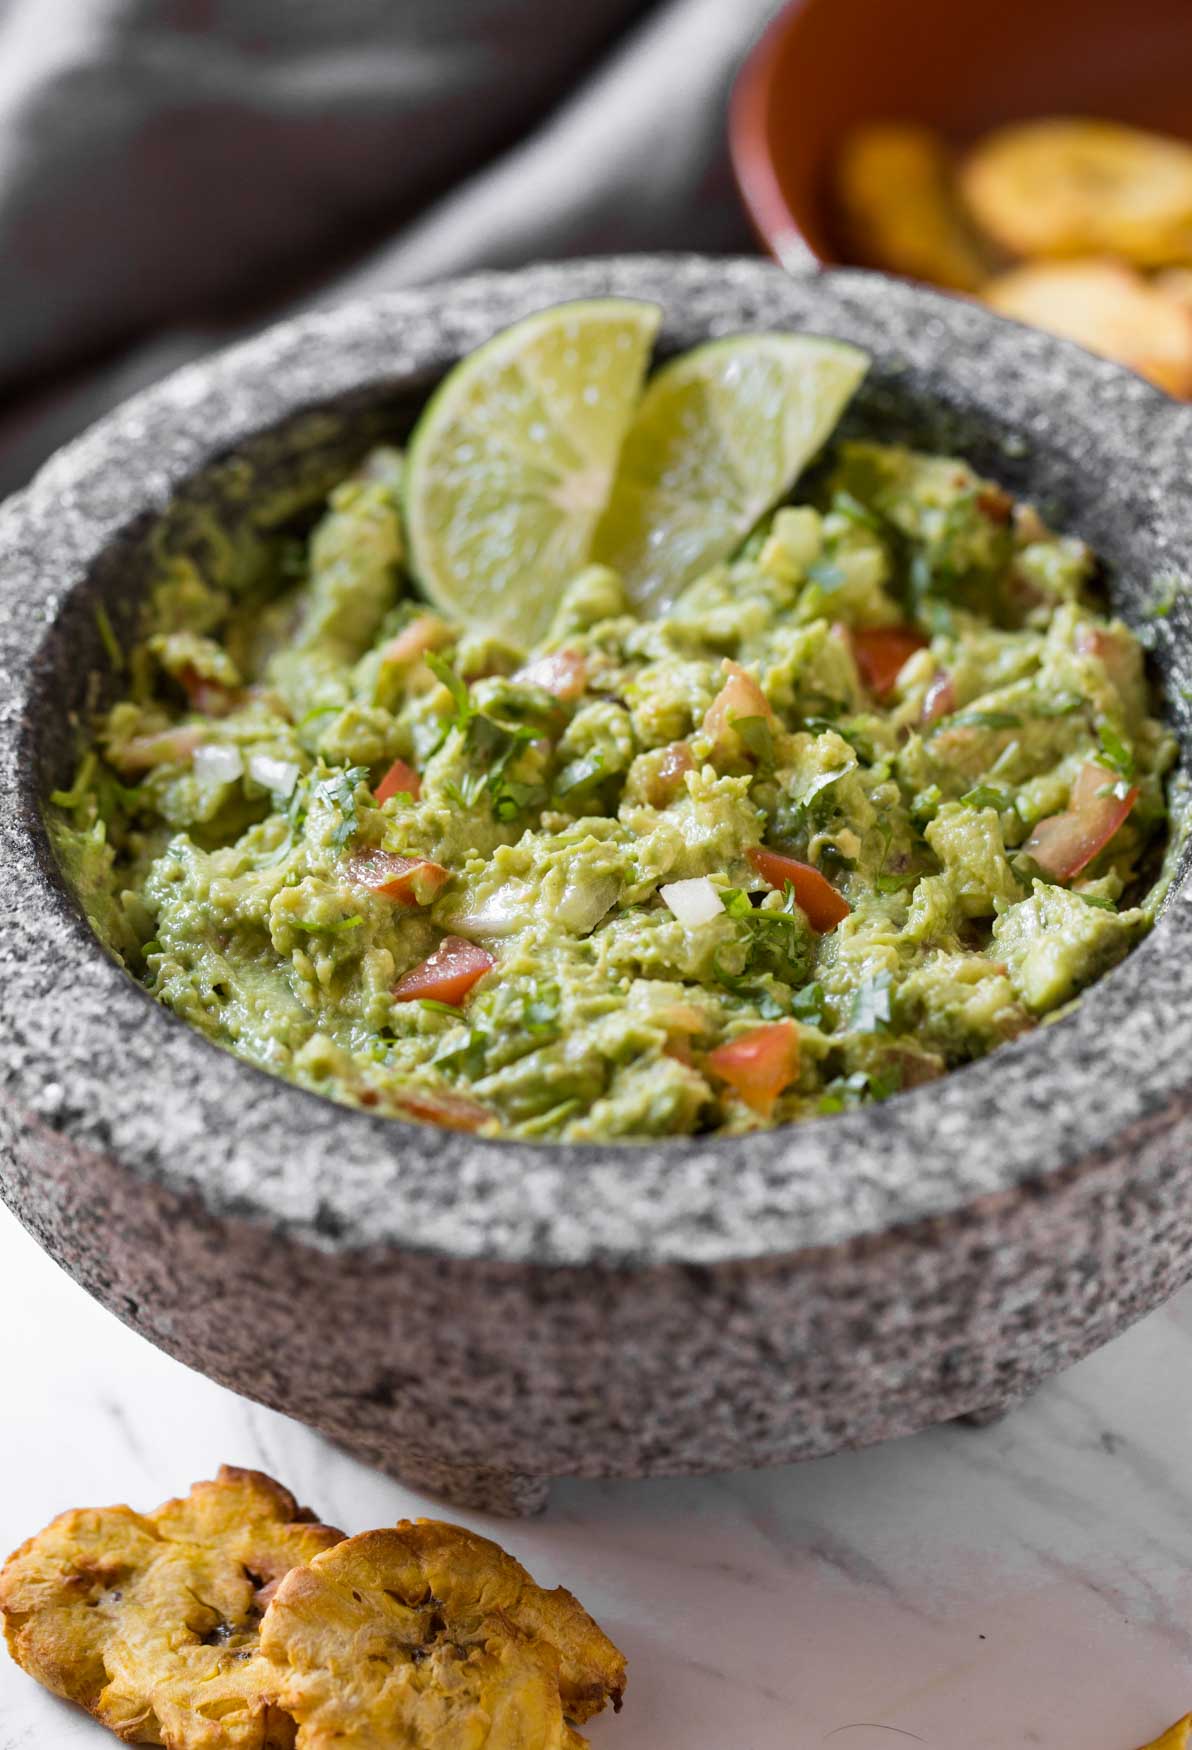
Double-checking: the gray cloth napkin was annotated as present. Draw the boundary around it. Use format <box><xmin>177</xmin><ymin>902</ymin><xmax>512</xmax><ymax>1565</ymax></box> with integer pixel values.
<box><xmin>0</xmin><ymin>0</ymin><xmax>786</xmax><ymax>495</ymax></box>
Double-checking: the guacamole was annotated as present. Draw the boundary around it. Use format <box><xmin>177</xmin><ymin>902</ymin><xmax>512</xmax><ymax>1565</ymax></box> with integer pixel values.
<box><xmin>53</xmin><ymin>441</ymin><xmax>1175</xmax><ymax>1139</ymax></box>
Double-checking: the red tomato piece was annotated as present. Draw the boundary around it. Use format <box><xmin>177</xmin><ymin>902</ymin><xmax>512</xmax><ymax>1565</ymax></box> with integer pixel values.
<box><xmin>648</xmin><ymin>741</ymin><xmax>695</xmax><ymax>806</ymax></box>
<box><xmin>112</xmin><ymin>725</ymin><xmax>206</xmax><ymax>774</ymax></box>
<box><xmin>178</xmin><ymin>666</ymin><xmax>240</xmax><ymax>718</ymax></box>
<box><xmin>921</xmin><ymin>670</ymin><xmax>956</xmax><ymax>727</ymax></box>
<box><xmin>703</xmin><ymin>660</ymin><xmax>774</xmax><ymax>754</ymax></box>
<box><xmin>393</xmin><ymin>935</ymin><xmax>496</xmax><ymax>1004</ymax></box>
<box><xmin>706</xmin><ymin>1022</ymin><xmax>801</xmax><ymax>1117</ymax></box>
<box><xmin>375</xmin><ymin>758</ymin><xmax>421</xmax><ymax>804</ymax></box>
<box><xmin>346</xmin><ymin>852</ymin><xmax>449</xmax><ymax>905</ymax></box>
<box><xmin>381</xmin><ymin>614</ymin><xmax>450</xmax><ymax>666</ymax></box>
<box><xmin>513</xmin><ymin>648</ymin><xmax>588</xmax><ymax>700</ymax></box>
<box><xmin>747</xmin><ymin>846</ymin><xmax>851</xmax><ymax>932</ymax></box>
<box><xmin>1024</xmin><ymin>760</ymin><xmax>1138</xmax><ymax>881</ymax></box>
<box><xmin>850</xmin><ymin>626</ymin><xmax>928</xmax><ymax>699</ymax></box>
<box><xmin>393</xmin><ymin>1087</ymin><xmax>493</xmax><ymax>1133</ymax></box>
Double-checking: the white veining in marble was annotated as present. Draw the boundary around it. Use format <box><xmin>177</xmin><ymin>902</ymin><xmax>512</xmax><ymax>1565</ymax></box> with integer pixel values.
<box><xmin>2</xmin><ymin>1198</ymin><xmax>1192</xmax><ymax>1749</ymax></box>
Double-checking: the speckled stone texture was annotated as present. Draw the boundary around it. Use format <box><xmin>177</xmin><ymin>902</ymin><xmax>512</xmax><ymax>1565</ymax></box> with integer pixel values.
<box><xmin>3</xmin><ymin>257</ymin><xmax>1192</xmax><ymax>1514</ymax></box>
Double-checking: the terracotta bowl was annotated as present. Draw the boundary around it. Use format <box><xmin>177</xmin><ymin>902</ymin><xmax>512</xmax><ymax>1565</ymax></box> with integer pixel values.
<box><xmin>3</xmin><ymin>257</ymin><xmax>1192</xmax><ymax>1516</ymax></box>
<box><xmin>731</xmin><ymin>0</ymin><xmax>1192</xmax><ymax>271</ymax></box>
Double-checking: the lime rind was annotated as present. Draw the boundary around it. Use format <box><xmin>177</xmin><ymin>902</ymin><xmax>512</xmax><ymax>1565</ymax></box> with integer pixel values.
<box><xmin>592</xmin><ymin>333</ymin><xmax>870</xmax><ymax>615</ymax></box>
<box><xmin>403</xmin><ymin>299</ymin><xmax>662</xmax><ymax>645</ymax></box>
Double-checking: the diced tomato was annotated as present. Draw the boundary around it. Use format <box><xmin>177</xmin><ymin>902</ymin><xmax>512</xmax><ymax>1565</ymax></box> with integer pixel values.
<box><xmin>706</xmin><ymin>1022</ymin><xmax>800</xmax><ymax>1117</ymax></box>
<box><xmin>346</xmin><ymin>852</ymin><xmax>449</xmax><ymax>906</ymax></box>
<box><xmin>976</xmin><ymin>484</ymin><xmax>1013</xmax><ymax>525</ymax></box>
<box><xmin>1076</xmin><ymin>625</ymin><xmax>1140</xmax><ymax>703</ymax></box>
<box><xmin>703</xmin><ymin>660</ymin><xmax>774</xmax><ymax>754</ymax></box>
<box><xmin>513</xmin><ymin>648</ymin><xmax>588</xmax><ymax>701</ymax></box>
<box><xmin>647</xmin><ymin>741</ymin><xmax>695</xmax><ymax>806</ymax></box>
<box><xmin>375</xmin><ymin>758</ymin><xmax>421</xmax><ymax>804</ymax></box>
<box><xmin>1024</xmin><ymin>760</ymin><xmax>1138</xmax><ymax>882</ymax></box>
<box><xmin>178</xmin><ymin>666</ymin><xmax>239</xmax><ymax>718</ymax></box>
<box><xmin>393</xmin><ymin>935</ymin><xmax>496</xmax><ymax>1005</ymax></box>
<box><xmin>381</xmin><ymin>614</ymin><xmax>451</xmax><ymax>666</ymax></box>
<box><xmin>850</xmin><ymin>626</ymin><xmax>928</xmax><ymax>699</ymax></box>
<box><xmin>921</xmin><ymin>671</ymin><xmax>956</xmax><ymax>727</ymax></box>
<box><xmin>112</xmin><ymin>725</ymin><xmax>206</xmax><ymax>774</ymax></box>
<box><xmin>747</xmin><ymin>846</ymin><xmax>851</xmax><ymax>932</ymax></box>
<box><xmin>393</xmin><ymin>1087</ymin><xmax>493</xmax><ymax>1133</ymax></box>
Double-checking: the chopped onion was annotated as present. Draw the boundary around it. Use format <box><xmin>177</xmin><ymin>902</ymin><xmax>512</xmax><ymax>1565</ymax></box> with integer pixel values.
<box><xmin>660</xmin><ymin>876</ymin><xmax>723</xmax><ymax>928</ymax></box>
<box><xmin>248</xmin><ymin>753</ymin><xmax>301</xmax><ymax>798</ymax></box>
<box><xmin>193</xmin><ymin>743</ymin><xmax>244</xmax><ymax>787</ymax></box>
<box><xmin>555</xmin><ymin>874</ymin><xmax>619</xmax><ymax>937</ymax></box>
<box><xmin>445</xmin><ymin>881</ymin><xmax>532</xmax><ymax>938</ymax></box>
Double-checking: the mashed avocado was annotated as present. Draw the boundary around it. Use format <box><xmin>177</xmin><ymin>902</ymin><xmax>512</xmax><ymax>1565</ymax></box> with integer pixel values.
<box><xmin>52</xmin><ymin>440</ymin><xmax>1175</xmax><ymax>1139</ymax></box>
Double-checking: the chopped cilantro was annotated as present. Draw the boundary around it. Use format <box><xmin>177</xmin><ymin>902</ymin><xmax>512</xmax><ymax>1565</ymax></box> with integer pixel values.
<box><xmin>730</xmin><ymin>714</ymin><xmax>776</xmax><ymax>771</ymax></box>
<box><xmin>849</xmin><ymin>971</ymin><xmax>893</xmax><ymax>1033</ymax></box>
<box><xmin>790</xmin><ymin>981</ymin><xmax>828</xmax><ymax>1026</ymax></box>
<box><xmin>940</xmin><ymin>709</ymin><xmax>1022</xmax><ymax>732</ymax></box>
<box><xmin>1095</xmin><ymin>720</ymin><xmax>1134</xmax><ymax>798</ymax></box>
<box><xmin>319</xmin><ymin>765</ymin><xmax>370</xmax><ymax>852</ymax></box>
<box><xmin>961</xmin><ymin>784</ymin><xmax>1013</xmax><ymax>810</ymax></box>
<box><xmin>419</xmin><ymin>998</ymin><xmax>465</xmax><ymax>1019</ymax></box>
<box><xmin>521</xmin><ymin>983</ymin><xmax>561</xmax><ymax>1039</ymax></box>
<box><xmin>817</xmin><ymin>1062</ymin><xmax>902</xmax><ymax>1114</ymax></box>
<box><xmin>1077</xmin><ymin>892</ymin><xmax>1118</xmax><ymax>911</ymax></box>
<box><xmin>425</xmin><ymin>651</ymin><xmax>473</xmax><ymax>728</ymax></box>
<box><xmin>715</xmin><ymin>887</ymin><xmax>809</xmax><ymax>990</ymax></box>
<box><xmin>433</xmin><ymin>1028</ymin><xmax>489</xmax><ymax>1078</ymax></box>
<box><xmin>1031</xmin><ymin>694</ymin><xmax>1084</xmax><ymax>719</ymax></box>
<box><xmin>95</xmin><ymin>603</ymin><xmax>123</xmax><ymax>673</ymax></box>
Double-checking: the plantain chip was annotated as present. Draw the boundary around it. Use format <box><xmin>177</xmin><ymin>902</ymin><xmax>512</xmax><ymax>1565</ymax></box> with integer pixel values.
<box><xmin>983</xmin><ymin>257</ymin><xmax>1192</xmax><ymax>397</ymax></box>
<box><xmin>835</xmin><ymin>122</ymin><xmax>991</xmax><ymax>291</ymax></box>
<box><xmin>0</xmin><ymin>1466</ymin><xmax>343</xmax><ymax>1747</ymax></box>
<box><xmin>961</xmin><ymin>118</ymin><xmax>1192</xmax><ymax>266</ymax></box>
<box><xmin>258</xmin><ymin>1518</ymin><xmax>627</xmax><ymax>1749</ymax></box>
<box><xmin>1136</xmin><ymin>1714</ymin><xmax>1192</xmax><ymax>1749</ymax></box>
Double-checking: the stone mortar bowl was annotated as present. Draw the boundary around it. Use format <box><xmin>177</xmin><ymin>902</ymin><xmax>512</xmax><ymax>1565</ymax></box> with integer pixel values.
<box><xmin>3</xmin><ymin>256</ymin><xmax>1192</xmax><ymax>1517</ymax></box>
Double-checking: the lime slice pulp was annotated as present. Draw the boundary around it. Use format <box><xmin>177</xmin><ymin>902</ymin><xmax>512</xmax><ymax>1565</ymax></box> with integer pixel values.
<box><xmin>592</xmin><ymin>333</ymin><xmax>870</xmax><ymax>615</ymax></box>
<box><xmin>403</xmin><ymin>299</ymin><xmax>661</xmax><ymax>646</ymax></box>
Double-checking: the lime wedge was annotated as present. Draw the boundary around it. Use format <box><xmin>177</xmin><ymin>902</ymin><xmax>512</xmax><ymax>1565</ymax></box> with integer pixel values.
<box><xmin>592</xmin><ymin>333</ymin><xmax>870</xmax><ymax>615</ymax></box>
<box><xmin>404</xmin><ymin>299</ymin><xmax>661</xmax><ymax>645</ymax></box>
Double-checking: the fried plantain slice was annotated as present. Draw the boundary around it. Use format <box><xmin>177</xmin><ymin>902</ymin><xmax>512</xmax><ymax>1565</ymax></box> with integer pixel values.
<box><xmin>259</xmin><ymin>1519</ymin><xmax>627</xmax><ymax>1748</ymax></box>
<box><xmin>961</xmin><ymin>118</ymin><xmax>1192</xmax><ymax>266</ymax></box>
<box><xmin>1136</xmin><ymin>1716</ymin><xmax>1192</xmax><ymax>1750</ymax></box>
<box><xmin>0</xmin><ymin>1465</ymin><xmax>342</xmax><ymax>1747</ymax></box>
<box><xmin>835</xmin><ymin>122</ymin><xmax>991</xmax><ymax>291</ymax></box>
<box><xmin>983</xmin><ymin>257</ymin><xmax>1192</xmax><ymax>397</ymax></box>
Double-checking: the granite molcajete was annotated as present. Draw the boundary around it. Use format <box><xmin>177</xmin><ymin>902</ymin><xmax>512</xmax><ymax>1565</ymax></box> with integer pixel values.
<box><xmin>3</xmin><ymin>258</ymin><xmax>1192</xmax><ymax>1516</ymax></box>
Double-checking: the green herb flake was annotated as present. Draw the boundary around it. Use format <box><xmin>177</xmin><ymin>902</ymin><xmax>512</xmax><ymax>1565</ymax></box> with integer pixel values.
<box><xmin>731</xmin><ymin>714</ymin><xmax>776</xmax><ymax>772</ymax></box>
<box><xmin>95</xmin><ymin>603</ymin><xmax>124</xmax><ymax>674</ymax></box>
<box><xmin>791</xmin><ymin>981</ymin><xmax>828</xmax><ymax>1027</ymax></box>
<box><xmin>940</xmin><ymin>709</ymin><xmax>1022</xmax><ymax>732</ymax></box>
<box><xmin>289</xmin><ymin>914</ymin><xmax>363</xmax><ymax>935</ymax></box>
<box><xmin>425</xmin><ymin>651</ymin><xmax>473</xmax><ymax>728</ymax></box>
<box><xmin>1095</xmin><ymin>720</ymin><xmax>1135</xmax><ymax>792</ymax></box>
<box><xmin>419</xmin><ymin>998</ymin><xmax>465</xmax><ymax>1019</ymax></box>
<box><xmin>433</xmin><ymin>1028</ymin><xmax>489</xmax><ymax>1078</ymax></box>
<box><xmin>849</xmin><ymin>971</ymin><xmax>893</xmax><ymax>1034</ymax></box>
<box><xmin>961</xmin><ymin>784</ymin><xmax>1013</xmax><ymax>810</ymax></box>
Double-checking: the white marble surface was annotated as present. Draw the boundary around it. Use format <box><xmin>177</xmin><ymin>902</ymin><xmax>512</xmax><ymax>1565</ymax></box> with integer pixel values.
<box><xmin>3</xmin><ymin>1199</ymin><xmax>1192</xmax><ymax>1750</ymax></box>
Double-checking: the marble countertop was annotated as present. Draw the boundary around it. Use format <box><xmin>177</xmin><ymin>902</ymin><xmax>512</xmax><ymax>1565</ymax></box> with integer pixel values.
<box><xmin>3</xmin><ymin>1200</ymin><xmax>1192</xmax><ymax>1750</ymax></box>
